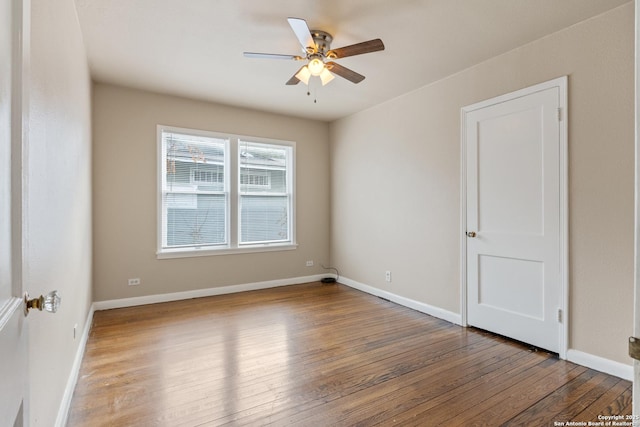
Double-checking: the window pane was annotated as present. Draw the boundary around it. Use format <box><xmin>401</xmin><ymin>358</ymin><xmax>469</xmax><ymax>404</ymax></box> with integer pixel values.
<box><xmin>240</xmin><ymin>195</ymin><xmax>289</xmax><ymax>243</ymax></box>
<box><xmin>165</xmin><ymin>134</ymin><xmax>226</xmax><ymax>192</ymax></box>
<box><xmin>166</xmin><ymin>194</ymin><xmax>226</xmax><ymax>247</ymax></box>
<box><xmin>239</xmin><ymin>142</ymin><xmax>288</xmax><ymax>194</ymax></box>
<box><xmin>161</xmin><ymin>130</ymin><xmax>229</xmax><ymax>250</ymax></box>
<box><xmin>239</xmin><ymin>140</ymin><xmax>291</xmax><ymax>245</ymax></box>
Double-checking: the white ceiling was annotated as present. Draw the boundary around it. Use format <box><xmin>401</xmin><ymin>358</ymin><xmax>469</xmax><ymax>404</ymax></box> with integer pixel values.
<box><xmin>74</xmin><ymin>0</ymin><xmax>630</xmax><ymax>122</ymax></box>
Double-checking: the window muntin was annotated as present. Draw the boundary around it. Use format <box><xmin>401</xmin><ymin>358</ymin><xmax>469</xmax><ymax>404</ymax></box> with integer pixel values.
<box><xmin>158</xmin><ymin>126</ymin><xmax>296</xmax><ymax>257</ymax></box>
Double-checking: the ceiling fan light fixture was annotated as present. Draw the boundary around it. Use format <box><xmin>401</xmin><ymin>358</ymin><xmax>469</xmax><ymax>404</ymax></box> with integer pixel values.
<box><xmin>246</xmin><ymin>18</ymin><xmax>385</xmax><ymax>87</ymax></box>
<box><xmin>320</xmin><ymin>68</ymin><xmax>335</xmax><ymax>86</ymax></box>
<box><xmin>307</xmin><ymin>57</ymin><xmax>325</xmax><ymax>76</ymax></box>
<box><xmin>295</xmin><ymin>66</ymin><xmax>311</xmax><ymax>85</ymax></box>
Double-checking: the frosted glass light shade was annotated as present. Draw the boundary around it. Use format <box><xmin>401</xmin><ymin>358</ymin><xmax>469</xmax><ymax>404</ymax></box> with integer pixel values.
<box><xmin>295</xmin><ymin>66</ymin><xmax>311</xmax><ymax>85</ymax></box>
<box><xmin>320</xmin><ymin>68</ymin><xmax>335</xmax><ymax>86</ymax></box>
<box><xmin>308</xmin><ymin>58</ymin><xmax>325</xmax><ymax>76</ymax></box>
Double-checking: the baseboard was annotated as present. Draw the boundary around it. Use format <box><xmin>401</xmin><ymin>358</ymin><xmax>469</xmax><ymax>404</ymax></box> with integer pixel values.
<box><xmin>339</xmin><ymin>276</ymin><xmax>463</xmax><ymax>326</ymax></box>
<box><xmin>566</xmin><ymin>349</ymin><xmax>633</xmax><ymax>381</ymax></box>
<box><xmin>93</xmin><ymin>274</ymin><xmax>327</xmax><ymax>310</ymax></box>
<box><xmin>55</xmin><ymin>303</ymin><xmax>95</xmax><ymax>427</ymax></box>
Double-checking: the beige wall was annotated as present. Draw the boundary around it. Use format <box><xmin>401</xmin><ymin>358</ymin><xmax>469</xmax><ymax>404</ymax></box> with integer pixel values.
<box><xmin>330</xmin><ymin>4</ymin><xmax>634</xmax><ymax>364</ymax></box>
<box><xmin>92</xmin><ymin>84</ymin><xmax>330</xmax><ymax>301</ymax></box>
<box><xmin>28</xmin><ymin>0</ymin><xmax>93</xmax><ymax>424</ymax></box>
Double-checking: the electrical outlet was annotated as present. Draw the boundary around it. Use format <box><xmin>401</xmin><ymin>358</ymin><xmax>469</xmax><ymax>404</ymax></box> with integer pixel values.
<box><xmin>128</xmin><ymin>278</ymin><xmax>141</xmax><ymax>286</ymax></box>
<box><xmin>385</xmin><ymin>271</ymin><xmax>392</xmax><ymax>282</ymax></box>
<box><xmin>306</xmin><ymin>260</ymin><xmax>314</xmax><ymax>267</ymax></box>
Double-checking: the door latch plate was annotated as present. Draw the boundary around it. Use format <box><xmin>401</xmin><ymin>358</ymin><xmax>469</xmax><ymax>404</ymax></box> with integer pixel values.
<box><xmin>629</xmin><ymin>336</ymin><xmax>640</xmax><ymax>361</ymax></box>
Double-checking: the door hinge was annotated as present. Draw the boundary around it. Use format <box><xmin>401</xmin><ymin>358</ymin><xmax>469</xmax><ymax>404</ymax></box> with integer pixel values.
<box><xmin>629</xmin><ymin>337</ymin><xmax>640</xmax><ymax>361</ymax></box>
<box><xmin>557</xmin><ymin>108</ymin><xmax>562</xmax><ymax>122</ymax></box>
<box><xmin>557</xmin><ymin>308</ymin><xmax>562</xmax><ymax>323</ymax></box>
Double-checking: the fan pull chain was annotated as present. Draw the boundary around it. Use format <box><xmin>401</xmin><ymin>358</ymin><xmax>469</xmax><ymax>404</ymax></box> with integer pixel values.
<box><xmin>306</xmin><ymin>78</ymin><xmax>318</xmax><ymax>104</ymax></box>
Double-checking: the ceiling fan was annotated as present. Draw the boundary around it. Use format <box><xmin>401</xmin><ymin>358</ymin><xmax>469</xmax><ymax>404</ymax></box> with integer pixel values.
<box><xmin>244</xmin><ymin>17</ymin><xmax>385</xmax><ymax>86</ymax></box>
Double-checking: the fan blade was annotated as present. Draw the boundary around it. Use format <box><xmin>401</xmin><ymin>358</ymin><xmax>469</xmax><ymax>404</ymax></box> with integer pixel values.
<box><xmin>286</xmin><ymin>66</ymin><xmax>306</xmax><ymax>85</ymax></box>
<box><xmin>327</xmin><ymin>39</ymin><xmax>385</xmax><ymax>59</ymax></box>
<box><xmin>286</xmin><ymin>75</ymin><xmax>301</xmax><ymax>85</ymax></box>
<box><xmin>325</xmin><ymin>62</ymin><xmax>365</xmax><ymax>84</ymax></box>
<box><xmin>287</xmin><ymin>17</ymin><xmax>315</xmax><ymax>53</ymax></box>
<box><xmin>244</xmin><ymin>52</ymin><xmax>303</xmax><ymax>60</ymax></box>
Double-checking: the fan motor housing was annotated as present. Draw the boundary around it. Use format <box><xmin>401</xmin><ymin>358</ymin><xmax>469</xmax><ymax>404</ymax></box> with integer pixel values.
<box><xmin>310</xmin><ymin>30</ymin><xmax>333</xmax><ymax>55</ymax></box>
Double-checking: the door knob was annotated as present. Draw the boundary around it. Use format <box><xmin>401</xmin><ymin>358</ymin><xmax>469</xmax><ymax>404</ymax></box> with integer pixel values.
<box><xmin>24</xmin><ymin>290</ymin><xmax>60</xmax><ymax>316</ymax></box>
<box><xmin>466</xmin><ymin>231</ymin><xmax>477</xmax><ymax>238</ymax></box>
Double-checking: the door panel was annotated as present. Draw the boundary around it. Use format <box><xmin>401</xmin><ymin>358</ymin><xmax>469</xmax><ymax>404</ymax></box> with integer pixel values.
<box><xmin>477</xmin><ymin>107</ymin><xmax>544</xmax><ymax>235</ymax></box>
<box><xmin>0</xmin><ymin>301</ymin><xmax>26</xmax><ymax>425</ymax></box>
<box><xmin>0</xmin><ymin>0</ymin><xmax>12</xmax><ymax>306</ymax></box>
<box><xmin>479</xmin><ymin>255</ymin><xmax>544</xmax><ymax>320</ymax></box>
<box><xmin>465</xmin><ymin>82</ymin><xmax>563</xmax><ymax>353</ymax></box>
<box><xmin>0</xmin><ymin>0</ymin><xmax>28</xmax><ymax>424</ymax></box>
<box><xmin>634</xmin><ymin>0</ymin><xmax>640</xmax><ymax>414</ymax></box>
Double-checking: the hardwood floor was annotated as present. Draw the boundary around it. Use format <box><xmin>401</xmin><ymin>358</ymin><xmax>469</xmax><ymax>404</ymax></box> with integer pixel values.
<box><xmin>67</xmin><ymin>282</ymin><xmax>631</xmax><ymax>426</ymax></box>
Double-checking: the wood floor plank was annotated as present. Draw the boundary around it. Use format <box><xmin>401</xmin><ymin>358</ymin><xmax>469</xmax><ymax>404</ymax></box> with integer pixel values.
<box><xmin>484</xmin><ymin>368</ymin><xmax>605</xmax><ymax>426</ymax></box>
<box><xmin>572</xmin><ymin>378</ymin><xmax>632</xmax><ymax>421</ymax></box>
<box><xmin>211</xmin><ymin>335</ymin><xmax>511</xmax><ymax>426</ymax></box>
<box><xmin>351</xmin><ymin>350</ymin><xmax>551</xmax><ymax>426</ymax></box>
<box><xmin>535</xmin><ymin>374</ymin><xmax>622</xmax><ymax>425</ymax></box>
<box><xmin>264</xmin><ymin>340</ymin><xmax>538</xmax><ymax>426</ymax></box>
<box><xmin>67</xmin><ymin>282</ymin><xmax>632</xmax><ymax>427</ymax></box>
<box><xmin>156</xmin><ymin>324</ymin><xmax>491</xmax><ymax>425</ymax></box>
<box><xmin>384</xmin><ymin>357</ymin><xmax>587</xmax><ymax>426</ymax></box>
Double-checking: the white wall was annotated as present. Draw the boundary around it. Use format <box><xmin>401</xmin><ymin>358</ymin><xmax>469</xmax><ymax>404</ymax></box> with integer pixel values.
<box><xmin>92</xmin><ymin>84</ymin><xmax>330</xmax><ymax>302</ymax></box>
<box><xmin>28</xmin><ymin>0</ymin><xmax>93</xmax><ymax>424</ymax></box>
<box><xmin>330</xmin><ymin>4</ymin><xmax>634</xmax><ymax>365</ymax></box>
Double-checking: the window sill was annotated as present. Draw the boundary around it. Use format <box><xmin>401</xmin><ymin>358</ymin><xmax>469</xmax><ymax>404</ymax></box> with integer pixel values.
<box><xmin>156</xmin><ymin>243</ymin><xmax>298</xmax><ymax>259</ymax></box>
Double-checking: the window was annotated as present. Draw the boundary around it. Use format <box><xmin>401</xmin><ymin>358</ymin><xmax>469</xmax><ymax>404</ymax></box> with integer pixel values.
<box><xmin>158</xmin><ymin>126</ymin><xmax>295</xmax><ymax>258</ymax></box>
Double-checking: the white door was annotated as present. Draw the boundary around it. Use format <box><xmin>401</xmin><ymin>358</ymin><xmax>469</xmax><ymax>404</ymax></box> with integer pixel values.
<box><xmin>0</xmin><ymin>0</ymin><xmax>28</xmax><ymax>425</ymax></box>
<box><xmin>463</xmin><ymin>77</ymin><xmax>567</xmax><ymax>354</ymax></box>
<box><xmin>633</xmin><ymin>0</ymin><xmax>640</xmax><ymax>416</ymax></box>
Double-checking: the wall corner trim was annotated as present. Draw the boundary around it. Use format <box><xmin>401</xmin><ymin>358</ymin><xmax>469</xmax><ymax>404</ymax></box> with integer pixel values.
<box><xmin>566</xmin><ymin>349</ymin><xmax>632</xmax><ymax>381</ymax></box>
<box><xmin>55</xmin><ymin>303</ymin><xmax>96</xmax><ymax>427</ymax></box>
<box><xmin>339</xmin><ymin>276</ymin><xmax>463</xmax><ymax>326</ymax></box>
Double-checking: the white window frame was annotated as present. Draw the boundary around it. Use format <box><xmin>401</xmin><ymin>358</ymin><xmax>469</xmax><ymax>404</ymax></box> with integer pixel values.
<box><xmin>157</xmin><ymin>125</ymin><xmax>297</xmax><ymax>259</ymax></box>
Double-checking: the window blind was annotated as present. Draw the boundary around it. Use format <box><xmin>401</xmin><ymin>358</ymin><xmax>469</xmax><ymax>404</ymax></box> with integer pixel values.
<box><xmin>239</xmin><ymin>140</ymin><xmax>291</xmax><ymax>245</ymax></box>
<box><xmin>161</xmin><ymin>131</ymin><xmax>229</xmax><ymax>249</ymax></box>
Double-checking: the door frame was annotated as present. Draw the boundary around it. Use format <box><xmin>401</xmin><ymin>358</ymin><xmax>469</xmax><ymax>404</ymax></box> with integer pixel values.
<box><xmin>459</xmin><ymin>76</ymin><xmax>569</xmax><ymax>359</ymax></box>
